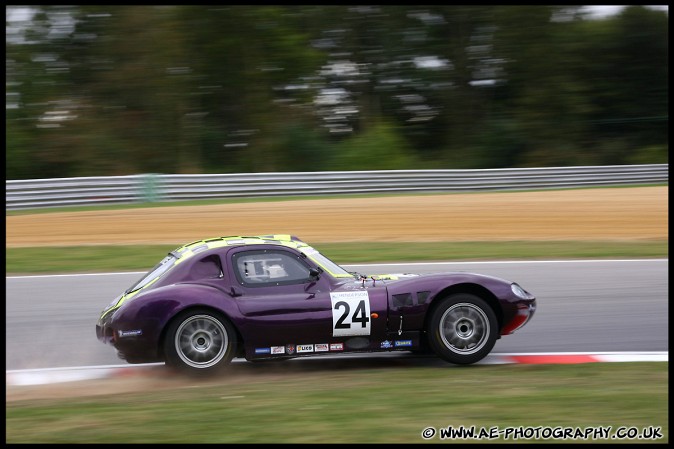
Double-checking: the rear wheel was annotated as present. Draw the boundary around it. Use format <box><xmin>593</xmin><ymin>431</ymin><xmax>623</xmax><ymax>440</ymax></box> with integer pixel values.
<box><xmin>427</xmin><ymin>293</ymin><xmax>497</xmax><ymax>365</ymax></box>
<box><xmin>164</xmin><ymin>309</ymin><xmax>237</xmax><ymax>375</ymax></box>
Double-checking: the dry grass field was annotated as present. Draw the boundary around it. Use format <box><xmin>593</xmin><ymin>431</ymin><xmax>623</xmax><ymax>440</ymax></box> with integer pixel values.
<box><xmin>6</xmin><ymin>186</ymin><xmax>668</xmax><ymax>247</ymax></box>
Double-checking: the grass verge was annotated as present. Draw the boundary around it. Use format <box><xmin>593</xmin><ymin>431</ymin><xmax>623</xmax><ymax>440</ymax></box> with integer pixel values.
<box><xmin>5</xmin><ymin>362</ymin><xmax>668</xmax><ymax>443</ymax></box>
<box><xmin>5</xmin><ymin>240</ymin><xmax>668</xmax><ymax>275</ymax></box>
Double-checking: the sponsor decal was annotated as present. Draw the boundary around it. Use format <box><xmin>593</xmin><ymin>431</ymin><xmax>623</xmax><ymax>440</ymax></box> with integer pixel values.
<box><xmin>380</xmin><ymin>340</ymin><xmax>393</xmax><ymax>349</ymax></box>
<box><xmin>297</xmin><ymin>344</ymin><xmax>314</xmax><ymax>353</ymax></box>
<box><xmin>255</xmin><ymin>347</ymin><xmax>271</xmax><ymax>354</ymax></box>
<box><xmin>117</xmin><ymin>329</ymin><xmax>142</xmax><ymax>338</ymax></box>
<box><xmin>329</xmin><ymin>343</ymin><xmax>344</xmax><ymax>351</ymax></box>
<box><xmin>315</xmin><ymin>343</ymin><xmax>329</xmax><ymax>352</ymax></box>
<box><xmin>394</xmin><ymin>340</ymin><xmax>413</xmax><ymax>347</ymax></box>
<box><xmin>286</xmin><ymin>344</ymin><xmax>296</xmax><ymax>355</ymax></box>
<box><xmin>271</xmin><ymin>346</ymin><xmax>285</xmax><ymax>355</ymax></box>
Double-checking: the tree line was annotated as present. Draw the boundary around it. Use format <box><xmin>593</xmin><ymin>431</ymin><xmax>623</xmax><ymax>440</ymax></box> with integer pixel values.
<box><xmin>5</xmin><ymin>5</ymin><xmax>668</xmax><ymax>179</ymax></box>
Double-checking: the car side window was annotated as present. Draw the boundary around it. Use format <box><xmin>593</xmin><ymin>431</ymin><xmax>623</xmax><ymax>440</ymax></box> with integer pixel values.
<box><xmin>191</xmin><ymin>254</ymin><xmax>224</xmax><ymax>279</ymax></box>
<box><xmin>232</xmin><ymin>250</ymin><xmax>312</xmax><ymax>287</ymax></box>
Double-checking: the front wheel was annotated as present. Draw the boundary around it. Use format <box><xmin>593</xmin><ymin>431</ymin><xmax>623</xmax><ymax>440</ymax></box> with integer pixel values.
<box><xmin>164</xmin><ymin>309</ymin><xmax>237</xmax><ymax>375</ymax></box>
<box><xmin>427</xmin><ymin>294</ymin><xmax>497</xmax><ymax>365</ymax></box>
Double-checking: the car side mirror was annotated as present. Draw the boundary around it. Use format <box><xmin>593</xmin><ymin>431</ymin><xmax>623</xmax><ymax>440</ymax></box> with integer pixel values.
<box><xmin>309</xmin><ymin>268</ymin><xmax>321</xmax><ymax>280</ymax></box>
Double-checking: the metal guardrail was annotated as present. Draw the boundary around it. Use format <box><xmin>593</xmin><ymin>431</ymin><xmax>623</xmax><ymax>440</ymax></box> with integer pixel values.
<box><xmin>5</xmin><ymin>164</ymin><xmax>668</xmax><ymax>210</ymax></box>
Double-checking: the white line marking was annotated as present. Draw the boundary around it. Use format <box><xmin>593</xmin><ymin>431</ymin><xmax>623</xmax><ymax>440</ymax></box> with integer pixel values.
<box><xmin>6</xmin><ymin>362</ymin><xmax>164</xmax><ymax>374</ymax></box>
<box><xmin>7</xmin><ymin>271</ymin><xmax>146</xmax><ymax>279</ymax></box>
<box><xmin>493</xmin><ymin>351</ymin><xmax>668</xmax><ymax>356</ymax></box>
<box><xmin>6</xmin><ymin>259</ymin><xmax>668</xmax><ymax>279</ymax></box>
<box><xmin>344</xmin><ymin>259</ymin><xmax>668</xmax><ymax>267</ymax></box>
<box><xmin>6</xmin><ymin>351</ymin><xmax>668</xmax><ymax>374</ymax></box>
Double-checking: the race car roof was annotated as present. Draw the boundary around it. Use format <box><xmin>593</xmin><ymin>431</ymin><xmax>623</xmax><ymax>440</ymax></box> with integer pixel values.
<box><xmin>171</xmin><ymin>234</ymin><xmax>309</xmax><ymax>261</ymax></box>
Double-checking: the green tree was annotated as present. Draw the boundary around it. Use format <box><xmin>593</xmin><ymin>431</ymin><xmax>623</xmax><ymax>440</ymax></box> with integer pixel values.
<box><xmin>577</xmin><ymin>6</ymin><xmax>669</xmax><ymax>164</ymax></box>
<box><xmin>330</xmin><ymin>120</ymin><xmax>419</xmax><ymax>170</ymax></box>
<box><xmin>5</xmin><ymin>5</ymin><xmax>668</xmax><ymax>179</ymax></box>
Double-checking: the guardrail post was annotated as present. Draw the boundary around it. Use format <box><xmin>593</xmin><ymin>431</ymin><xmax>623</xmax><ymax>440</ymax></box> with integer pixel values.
<box><xmin>141</xmin><ymin>173</ymin><xmax>162</xmax><ymax>203</ymax></box>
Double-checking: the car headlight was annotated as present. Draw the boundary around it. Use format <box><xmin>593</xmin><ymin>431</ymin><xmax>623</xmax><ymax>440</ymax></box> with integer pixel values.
<box><xmin>102</xmin><ymin>293</ymin><xmax>123</xmax><ymax>313</ymax></box>
<box><xmin>511</xmin><ymin>283</ymin><xmax>533</xmax><ymax>299</ymax></box>
<box><xmin>99</xmin><ymin>293</ymin><xmax>125</xmax><ymax>321</ymax></box>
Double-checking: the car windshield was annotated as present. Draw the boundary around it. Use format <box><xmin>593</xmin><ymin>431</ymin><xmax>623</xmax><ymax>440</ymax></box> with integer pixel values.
<box><xmin>125</xmin><ymin>253</ymin><xmax>177</xmax><ymax>293</ymax></box>
<box><xmin>301</xmin><ymin>247</ymin><xmax>353</xmax><ymax>278</ymax></box>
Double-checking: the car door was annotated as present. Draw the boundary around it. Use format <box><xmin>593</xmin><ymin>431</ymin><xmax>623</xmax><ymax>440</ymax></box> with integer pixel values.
<box><xmin>227</xmin><ymin>246</ymin><xmax>387</xmax><ymax>358</ymax></box>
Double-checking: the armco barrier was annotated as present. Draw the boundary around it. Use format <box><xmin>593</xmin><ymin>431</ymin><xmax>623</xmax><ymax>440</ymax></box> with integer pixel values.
<box><xmin>5</xmin><ymin>164</ymin><xmax>668</xmax><ymax>210</ymax></box>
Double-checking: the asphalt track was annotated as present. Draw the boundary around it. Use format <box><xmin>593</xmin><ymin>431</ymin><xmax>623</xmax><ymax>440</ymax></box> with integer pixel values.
<box><xmin>5</xmin><ymin>259</ymin><xmax>668</xmax><ymax>372</ymax></box>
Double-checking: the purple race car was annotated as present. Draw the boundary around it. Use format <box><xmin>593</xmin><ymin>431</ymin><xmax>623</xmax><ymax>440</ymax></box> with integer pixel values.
<box><xmin>96</xmin><ymin>235</ymin><xmax>536</xmax><ymax>374</ymax></box>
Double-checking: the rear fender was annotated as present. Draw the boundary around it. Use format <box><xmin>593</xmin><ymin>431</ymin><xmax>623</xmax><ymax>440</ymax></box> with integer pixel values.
<box><xmin>117</xmin><ymin>283</ymin><xmax>242</xmax><ymax>348</ymax></box>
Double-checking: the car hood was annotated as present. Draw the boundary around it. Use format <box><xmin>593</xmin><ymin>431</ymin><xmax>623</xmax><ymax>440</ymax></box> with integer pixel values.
<box><xmin>370</xmin><ymin>273</ymin><xmax>420</xmax><ymax>281</ymax></box>
<box><xmin>361</xmin><ymin>271</ymin><xmax>515</xmax><ymax>290</ymax></box>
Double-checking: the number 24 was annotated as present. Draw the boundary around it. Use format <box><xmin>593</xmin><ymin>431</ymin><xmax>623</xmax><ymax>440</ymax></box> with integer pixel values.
<box><xmin>334</xmin><ymin>300</ymin><xmax>370</xmax><ymax>329</ymax></box>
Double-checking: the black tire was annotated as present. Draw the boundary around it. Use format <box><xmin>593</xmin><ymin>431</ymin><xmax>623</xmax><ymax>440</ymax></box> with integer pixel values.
<box><xmin>427</xmin><ymin>293</ymin><xmax>497</xmax><ymax>365</ymax></box>
<box><xmin>163</xmin><ymin>309</ymin><xmax>237</xmax><ymax>375</ymax></box>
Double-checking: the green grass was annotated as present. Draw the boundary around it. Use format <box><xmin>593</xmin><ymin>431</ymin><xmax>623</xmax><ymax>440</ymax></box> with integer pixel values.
<box><xmin>5</xmin><ymin>363</ymin><xmax>668</xmax><ymax>443</ymax></box>
<box><xmin>5</xmin><ymin>240</ymin><xmax>668</xmax><ymax>274</ymax></box>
